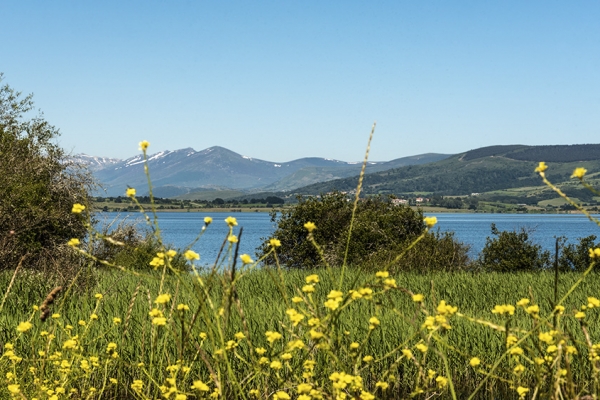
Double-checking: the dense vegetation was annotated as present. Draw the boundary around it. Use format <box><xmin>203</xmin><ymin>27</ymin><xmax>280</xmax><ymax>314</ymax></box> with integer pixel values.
<box><xmin>256</xmin><ymin>192</ymin><xmax>470</xmax><ymax>272</ymax></box>
<box><xmin>0</xmin><ymin>74</ymin><xmax>92</xmax><ymax>274</ymax></box>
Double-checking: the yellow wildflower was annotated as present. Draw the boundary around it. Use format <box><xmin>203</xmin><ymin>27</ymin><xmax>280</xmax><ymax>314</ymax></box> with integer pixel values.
<box><xmin>589</xmin><ymin>248</ymin><xmax>600</xmax><ymax>258</ymax></box>
<box><xmin>435</xmin><ymin>376</ymin><xmax>448</xmax><ymax>388</ymax></box>
<box><xmin>269</xmin><ymin>238</ymin><xmax>281</xmax><ymax>247</ymax></box>
<box><xmin>324</xmin><ymin>299</ymin><xmax>341</xmax><ymax>310</ymax></box>
<box><xmin>383</xmin><ymin>278</ymin><xmax>396</xmax><ymax>288</ymax></box>
<box><xmin>7</xmin><ymin>384</ymin><xmax>20</xmax><ymax>394</ymax></box>
<box><xmin>510</xmin><ymin>346</ymin><xmax>524</xmax><ymax>356</ymax></box>
<box><xmin>305</xmin><ymin>274</ymin><xmax>319</xmax><ymax>283</ymax></box>
<box><xmin>539</xmin><ymin>332</ymin><xmax>553</xmax><ymax>344</ymax></box>
<box><xmin>424</xmin><ymin>216</ymin><xmax>437</xmax><ymax>228</ymax></box>
<box><xmin>492</xmin><ymin>304</ymin><xmax>515</xmax><ymax>315</ymax></box>
<box><xmin>71</xmin><ymin>203</ymin><xmax>86</xmax><ymax>213</ymax></box>
<box><xmin>571</xmin><ymin>167</ymin><xmax>587</xmax><ymax>179</ymax></box>
<box><xmin>177</xmin><ymin>304</ymin><xmax>190</xmax><ymax>311</ymax></box>
<box><xmin>437</xmin><ymin>300</ymin><xmax>458</xmax><ymax>315</ymax></box>
<box><xmin>225</xmin><ymin>216</ymin><xmax>238</xmax><ymax>227</ymax></box>
<box><xmin>369</xmin><ymin>316</ymin><xmax>380</xmax><ymax>329</ymax></box>
<box><xmin>535</xmin><ymin>162</ymin><xmax>548</xmax><ymax>173</ymax></box>
<box><xmin>240</xmin><ymin>254</ymin><xmax>253</xmax><ymax>264</ymax></box>
<box><xmin>67</xmin><ymin>238</ymin><xmax>80</xmax><ymax>247</ymax></box>
<box><xmin>152</xmin><ymin>317</ymin><xmax>167</xmax><ymax>326</ymax></box>
<box><xmin>265</xmin><ymin>331</ymin><xmax>282</xmax><ymax>343</ymax></box>
<box><xmin>375</xmin><ymin>271</ymin><xmax>389</xmax><ymax>278</ymax></box>
<box><xmin>166</xmin><ymin>249</ymin><xmax>177</xmax><ymax>258</ymax></box>
<box><xmin>297</xmin><ymin>383</ymin><xmax>312</xmax><ymax>394</ymax></box>
<box><xmin>302</xmin><ymin>285</ymin><xmax>315</xmax><ymax>293</ymax></box>
<box><xmin>155</xmin><ymin>294</ymin><xmax>171</xmax><ymax>304</ymax></box>
<box><xmin>516</xmin><ymin>298</ymin><xmax>530</xmax><ymax>307</ymax></box>
<box><xmin>303</xmin><ymin>221</ymin><xmax>316</xmax><ymax>232</ymax></box>
<box><xmin>273</xmin><ymin>391</ymin><xmax>290</xmax><ymax>400</ymax></box>
<box><xmin>126</xmin><ymin>188</ymin><xmax>136</xmax><ymax>197</ymax></box>
<box><xmin>204</xmin><ymin>216</ymin><xmax>212</xmax><ymax>224</ymax></box>
<box><xmin>575</xmin><ymin>311</ymin><xmax>585</xmax><ymax>319</ymax></box>
<box><xmin>270</xmin><ymin>360</ymin><xmax>282</xmax><ymax>370</ymax></box>
<box><xmin>513</xmin><ymin>364</ymin><xmax>525</xmax><ymax>374</ymax></box>
<box><xmin>415</xmin><ymin>343</ymin><xmax>428</xmax><ymax>353</ymax></box>
<box><xmin>526</xmin><ymin>305</ymin><xmax>540</xmax><ymax>315</ymax></box>
<box><xmin>412</xmin><ymin>293</ymin><xmax>424</xmax><ymax>302</ymax></box>
<box><xmin>228</xmin><ymin>235</ymin><xmax>238</xmax><ymax>243</ymax></box>
<box><xmin>470</xmin><ymin>357</ymin><xmax>481</xmax><ymax>367</ymax></box>
<box><xmin>309</xmin><ymin>329</ymin><xmax>324</xmax><ymax>340</ymax></box>
<box><xmin>16</xmin><ymin>321</ymin><xmax>32</xmax><ymax>333</ymax></box>
<box><xmin>184</xmin><ymin>250</ymin><xmax>200</xmax><ymax>260</ymax></box>
<box><xmin>138</xmin><ymin>141</ymin><xmax>150</xmax><ymax>151</ymax></box>
<box><xmin>360</xmin><ymin>391</ymin><xmax>375</xmax><ymax>400</ymax></box>
<box><xmin>588</xmin><ymin>297</ymin><xmax>600</xmax><ymax>308</ymax></box>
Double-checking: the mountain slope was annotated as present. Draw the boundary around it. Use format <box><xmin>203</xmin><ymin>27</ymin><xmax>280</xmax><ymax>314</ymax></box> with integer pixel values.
<box><xmin>291</xmin><ymin>144</ymin><xmax>600</xmax><ymax>196</ymax></box>
<box><xmin>82</xmin><ymin>146</ymin><xmax>451</xmax><ymax>197</ymax></box>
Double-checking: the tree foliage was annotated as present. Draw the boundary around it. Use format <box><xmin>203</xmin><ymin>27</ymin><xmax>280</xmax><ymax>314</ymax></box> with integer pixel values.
<box><xmin>558</xmin><ymin>235</ymin><xmax>600</xmax><ymax>272</ymax></box>
<box><xmin>0</xmin><ymin>74</ymin><xmax>93</xmax><ymax>272</ymax></box>
<box><xmin>257</xmin><ymin>192</ymin><xmax>470</xmax><ymax>271</ymax></box>
<box><xmin>479</xmin><ymin>224</ymin><xmax>551</xmax><ymax>272</ymax></box>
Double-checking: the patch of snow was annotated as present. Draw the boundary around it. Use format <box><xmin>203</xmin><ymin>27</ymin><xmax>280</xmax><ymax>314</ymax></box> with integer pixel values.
<box><xmin>274</xmin><ymin>164</ymin><xmax>281</xmax><ymax>167</ymax></box>
<box><xmin>243</xmin><ymin>155</ymin><xmax>252</xmax><ymax>160</ymax></box>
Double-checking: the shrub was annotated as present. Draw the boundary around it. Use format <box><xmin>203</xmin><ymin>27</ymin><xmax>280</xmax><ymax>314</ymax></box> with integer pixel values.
<box><xmin>0</xmin><ymin>74</ymin><xmax>93</xmax><ymax>272</ymax></box>
<box><xmin>257</xmin><ymin>192</ymin><xmax>470</xmax><ymax>271</ymax></box>
<box><xmin>558</xmin><ymin>234</ymin><xmax>600</xmax><ymax>272</ymax></box>
<box><xmin>479</xmin><ymin>223</ymin><xmax>551</xmax><ymax>271</ymax></box>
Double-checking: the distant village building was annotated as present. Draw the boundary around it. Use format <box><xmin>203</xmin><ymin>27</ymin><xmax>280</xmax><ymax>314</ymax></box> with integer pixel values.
<box><xmin>391</xmin><ymin>198</ymin><xmax>409</xmax><ymax>206</ymax></box>
<box><xmin>471</xmin><ymin>193</ymin><xmax>480</xmax><ymax>197</ymax></box>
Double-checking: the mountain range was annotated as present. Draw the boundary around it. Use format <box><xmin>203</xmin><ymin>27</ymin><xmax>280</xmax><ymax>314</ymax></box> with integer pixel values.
<box><xmin>73</xmin><ymin>147</ymin><xmax>450</xmax><ymax>197</ymax></box>
<box><xmin>293</xmin><ymin>144</ymin><xmax>600</xmax><ymax>198</ymax></box>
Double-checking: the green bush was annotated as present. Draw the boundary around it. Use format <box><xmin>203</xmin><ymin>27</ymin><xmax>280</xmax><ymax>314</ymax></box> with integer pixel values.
<box><xmin>0</xmin><ymin>74</ymin><xmax>93</xmax><ymax>272</ymax></box>
<box><xmin>558</xmin><ymin>235</ymin><xmax>600</xmax><ymax>272</ymax></box>
<box><xmin>257</xmin><ymin>192</ymin><xmax>470</xmax><ymax>271</ymax></box>
<box><xmin>479</xmin><ymin>223</ymin><xmax>551</xmax><ymax>271</ymax></box>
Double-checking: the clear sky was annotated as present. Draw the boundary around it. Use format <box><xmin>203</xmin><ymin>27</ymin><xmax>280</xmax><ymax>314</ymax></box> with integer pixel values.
<box><xmin>2</xmin><ymin>1</ymin><xmax>599</xmax><ymax>162</ymax></box>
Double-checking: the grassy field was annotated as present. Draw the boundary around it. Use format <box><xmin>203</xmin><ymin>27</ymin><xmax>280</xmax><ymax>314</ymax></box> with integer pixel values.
<box><xmin>3</xmin><ymin>265</ymin><xmax>600</xmax><ymax>399</ymax></box>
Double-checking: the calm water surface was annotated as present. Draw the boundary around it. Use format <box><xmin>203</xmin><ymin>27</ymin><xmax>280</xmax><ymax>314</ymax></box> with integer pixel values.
<box><xmin>99</xmin><ymin>212</ymin><xmax>600</xmax><ymax>264</ymax></box>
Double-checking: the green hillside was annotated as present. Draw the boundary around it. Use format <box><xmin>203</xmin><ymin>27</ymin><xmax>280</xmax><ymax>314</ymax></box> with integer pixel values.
<box><xmin>292</xmin><ymin>144</ymin><xmax>600</xmax><ymax>197</ymax></box>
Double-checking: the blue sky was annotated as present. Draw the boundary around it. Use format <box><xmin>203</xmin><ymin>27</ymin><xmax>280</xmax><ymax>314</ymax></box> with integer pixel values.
<box><xmin>2</xmin><ymin>1</ymin><xmax>599</xmax><ymax>162</ymax></box>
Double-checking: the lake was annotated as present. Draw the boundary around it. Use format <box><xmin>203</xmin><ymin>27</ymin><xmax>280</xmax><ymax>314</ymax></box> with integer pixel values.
<box><xmin>97</xmin><ymin>212</ymin><xmax>600</xmax><ymax>265</ymax></box>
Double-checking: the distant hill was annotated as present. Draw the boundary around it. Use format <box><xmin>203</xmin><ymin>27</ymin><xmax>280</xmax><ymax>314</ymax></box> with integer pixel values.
<box><xmin>291</xmin><ymin>144</ymin><xmax>600</xmax><ymax>196</ymax></box>
<box><xmin>73</xmin><ymin>147</ymin><xmax>451</xmax><ymax>197</ymax></box>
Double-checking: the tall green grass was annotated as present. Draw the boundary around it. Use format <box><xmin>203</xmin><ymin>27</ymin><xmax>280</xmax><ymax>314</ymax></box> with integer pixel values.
<box><xmin>2</xmin><ymin>268</ymin><xmax>600</xmax><ymax>398</ymax></box>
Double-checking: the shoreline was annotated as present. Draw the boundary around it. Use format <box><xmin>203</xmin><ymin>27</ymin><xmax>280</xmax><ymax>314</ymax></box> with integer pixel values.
<box><xmin>91</xmin><ymin>206</ymin><xmax>587</xmax><ymax>215</ymax></box>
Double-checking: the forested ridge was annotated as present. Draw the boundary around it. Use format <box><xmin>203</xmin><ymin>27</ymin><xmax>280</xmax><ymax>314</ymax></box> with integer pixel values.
<box><xmin>293</xmin><ymin>144</ymin><xmax>600</xmax><ymax>196</ymax></box>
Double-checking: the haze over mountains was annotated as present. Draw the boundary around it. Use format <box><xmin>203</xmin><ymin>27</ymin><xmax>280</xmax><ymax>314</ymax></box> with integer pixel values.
<box><xmin>74</xmin><ymin>146</ymin><xmax>450</xmax><ymax>197</ymax></box>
